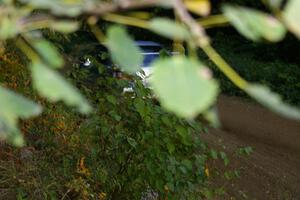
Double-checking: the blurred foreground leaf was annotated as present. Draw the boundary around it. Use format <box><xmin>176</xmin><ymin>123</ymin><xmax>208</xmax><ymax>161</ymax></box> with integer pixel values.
<box><xmin>0</xmin><ymin>86</ymin><xmax>42</xmax><ymax>146</ymax></box>
<box><xmin>266</xmin><ymin>0</ymin><xmax>283</xmax><ymax>9</ymax></box>
<box><xmin>32</xmin><ymin>39</ymin><xmax>64</xmax><ymax>68</ymax></box>
<box><xmin>184</xmin><ymin>0</ymin><xmax>211</xmax><ymax>16</ymax></box>
<box><xmin>203</xmin><ymin>107</ymin><xmax>220</xmax><ymax>128</ymax></box>
<box><xmin>0</xmin><ymin>16</ymin><xmax>19</xmax><ymax>40</ymax></box>
<box><xmin>31</xmin><ymin>62</ymin><xmax>91</xmax><ymax>114</ymax></box>
<box><xmin>246</xmin><ymin>84</ymin><xmax>300</xmax><ymax>120</ymax></box>
<box><xmin>223</xmin><ymin>5</ymin><xmax>286</xmax><ymax>42</ymax></box>
<box><xmin>150</xmin><ymin>56</ymin><xmax>218</xmax><ymax>118</ymax></box>
<box><xmin>107</xmin><ymin>26</ymin><xmax>143</xmax><ymax>74</ymax></box>
<box><xmin>149</xmin><ymin>18</ymin><xmax>190</xmax><ymax>40</ymax></box>
<box><xmin>283</xmin><ymin>0</ymin><xmax>300</xmax><ymax>39</ymax></box>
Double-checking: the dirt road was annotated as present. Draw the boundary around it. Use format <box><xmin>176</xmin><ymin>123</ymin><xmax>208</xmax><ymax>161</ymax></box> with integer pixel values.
<box><xmin>204</xmin><ymin>96</ymin><xmax>300</xmax><ymax>200</ymax></box>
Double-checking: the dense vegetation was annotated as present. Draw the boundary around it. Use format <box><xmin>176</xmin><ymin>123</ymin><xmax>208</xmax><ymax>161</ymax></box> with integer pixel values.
<box><xmin>0</xmin><ymin>49</ymin><xmax>232</xmax><ymax>199</ymax></box>
<box><xmin>204</xmin><ymin>30</ymin><xmax>300</xmax><ymax>106</ymax></box>
<box><xmin>1</xmin><ymin>0</ymin><xmax>300</xmax><ymax>199</ymax></box>
<box><xmin>1</xmin><ymin>0</ymin><xmax>300</xmax><ymax>145</ymax></box>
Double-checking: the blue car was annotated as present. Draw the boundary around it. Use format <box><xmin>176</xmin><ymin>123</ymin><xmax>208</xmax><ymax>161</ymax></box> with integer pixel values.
<box><xmin>79</xmin><ymin>41</ymin><xmax>170</xmax><ymax>77</ymax></box>
<box><xmin>78</xmin><ymin>41</ymin><xmax>178</xmax><ymax>92</ymax></box>
<box><xmin>137</xmin><ymin>40</ymin><xmax>163</xmax><ymax>67</ymax></box>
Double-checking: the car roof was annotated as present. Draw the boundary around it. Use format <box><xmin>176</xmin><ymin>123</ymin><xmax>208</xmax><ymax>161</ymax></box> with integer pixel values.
<box><xmin>76</xmin><ymin>41</ymin><xmax>162</xmax><ymax>55</ymax></box>
<box><xmin>135</xmin><ymin>41</ymin><xmax>162</xmax><ymax>47</ymax></box>
<box><xmin>89</xmin><ymin>41</ymin><xmax>162</xmax><ymax>48</ymax></box>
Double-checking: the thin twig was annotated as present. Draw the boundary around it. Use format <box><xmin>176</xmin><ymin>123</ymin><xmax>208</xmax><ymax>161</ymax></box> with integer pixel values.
<box><xmin>61</xmin><ymin>189</ymin><xmax>72</xmax><ymax>200</ymax></box>
<box><xmin>173</xmin><ymin>0</ymin><xmax>209</xmax><ymax>47</ymax></box>
<box><xmin>198</xmin><ymin>14</ymin><xmax>230</xmax><ymax>29</ymax></box>
<box><xmin>172</xmin><ymin>0</ymin><xmax>248</xmax><ymax>89</ymax></box>
<box><xmin>202</xmin><ymin>45</ymin><xmax>248</xmax><ymax>89</ymax></box>
<box><xmin>15</xmin><ymin>36</ymin><xmax>40</xmax><ymax>62</ymax></box>
<box><xmin>102</xmin><ymin>13</ymin><xmax>148</xmax><ymax>29</ymax></box>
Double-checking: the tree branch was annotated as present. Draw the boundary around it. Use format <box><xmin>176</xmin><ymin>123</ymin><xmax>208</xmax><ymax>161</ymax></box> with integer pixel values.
<box><xmin>172</xmin><ymin>0</ymin><xmax>248</xmax><ymax>89</ymax></box>
<box><xmin>84</xmin><ymin>0</ymin><xmax>171</xmax><ymax>16</ymax></box>
<box><xmin>172</xmin><ymin>0</ymin><xmax>209</xmax><ymax>47</ymax></box>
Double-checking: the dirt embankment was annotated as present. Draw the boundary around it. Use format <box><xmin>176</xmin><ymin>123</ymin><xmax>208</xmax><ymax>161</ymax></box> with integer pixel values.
<box><xmin>204</xmin><ymin>96</ymin><xmax>300</xmax><ymax>200</ymax></box>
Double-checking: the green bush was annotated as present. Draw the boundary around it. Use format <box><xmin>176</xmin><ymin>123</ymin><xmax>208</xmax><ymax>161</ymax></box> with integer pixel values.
<box><xmin>3</xmin><ymin>61</ymin><xmax>210</xmax><ymax>199</ymax></box>
<box><xmin>69</xmin><ymin>65</ymin><xmax>208</xmax><ymax>199</ymax></box>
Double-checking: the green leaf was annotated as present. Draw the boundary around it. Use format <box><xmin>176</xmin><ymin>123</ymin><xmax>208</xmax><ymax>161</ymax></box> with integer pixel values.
<box><xmin>0</xmin><ymin>86</ymin><xmax>42</xmax><ymax>120</ymax></box>
<box><xmin>32</xmin><ymin>40</ymin><xmax>64</xmax><ymax>68</ymax></box>
<box><xmin>203</xmin><ymin>107</ymin><xmax>220</xmax><ymax>128</ymax></box>
<box><xmin>0</xmin><ymin>121</ymin><xmax>25</xmax><ymax>147</ymax></box>
<box><xmin>106</xmin><ymin>95</ymin><xmax>117</xmax><ymax>105</ymax></box>
<box><xmin>181</xmin><ymin>159</ymin><xmax>193</xmax><ymax>170</ymax></box>
<box><xmin>238</xmin><ymin>146</ymin><xmax>254</xmax><ymax>156</ymax></box>
<box><xmin>219</xmin><ymin>151</ymin><xmax>229</xmax><ymax>166</ymax></box>
<box><xmin>127</xmin><ymin>137</ymin><xmax>137</xmax><ymax>148</ymax></box>
<box><xmin>167</xmin><ymin>143</ymin><xmax>175</xmax><ymax>154</ymax></box>
<box><xmin>31</xmin><ymin>62</ymin><xmax>91</xmax><ymax>114</ymax></box>
<box><xmin>223</xmin><ymin>5</ymin><xmax>286</xmax><ymax>42</ymax></box>
<box><xmin>149</xmin><ymin>18</ymin><xmax>190</xmax><ymax>40</ymax></box>
<box><xmin>176</xmin><ymin>126</ymin><xmax>192</xmax><ymax>146</ymax></box>
<box><xmin>150</xmin><ymin>56</ymin><xmax>218</xmax><ymax>118</ymax></box>
<box><xmin>283</xmin><ymin>0</ymin><xmax>300</xmax><ymax>38</ymax></box>
<box><xmin>134</xmin><ymin>98</ymin><xmax>147</xmax><ymax>118</ymax></box>
<box><xmin>184</xmin><ymin>0</ymin><xmax>211</xmax><ymax>16</ymax></box>
<box><xmin>0</xmin><ymin>17</ymin><xmax>19</xmax><ymax>40</ymax></box>
<box><xmin>106</xmin><ymin>26</ymin><xmax>142</xmax><ymax>74</ymax></box>
<box><xmin>1</xmin><ymin>0</ymin><xmax>13</xmax><ymax>4</ymax></box>
<box><xmin>266</xmin><ymin>0</ymin><xmax>283</xmax><ymax>9</ymax></box>
<box><xmin>245</xmin><ymin>84</ymin><xmax>300</xmax><ymax>120</ymax></box>
<box><xmin>210</xmin><ymin>149</ymin><xmax>218</xmax><ymax>159</ymax></box>
<box><xmin>0</xmin><ymin>86</ymin><xmax>42</xmax><ymax>146</ymax></box>
<box><xmin>244</xmin><ymin>147</ymin><xmax>253</xmax><ymax>155</ymax></box>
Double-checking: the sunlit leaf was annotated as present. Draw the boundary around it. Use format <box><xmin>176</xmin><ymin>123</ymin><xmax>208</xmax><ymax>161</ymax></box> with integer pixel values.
<box><xmin>149</xmin><ymin>18</ymin><xmax>190</xmax><ymax>40</ymax></box>
<box><xmin>184</xmin><ymin>0</ymin><xmax>211</xmax><ymax>16</ymax></box>
<box><xmin>1</xmin><ymin>0</ymin><xmax>13</xmax><ymax>4</ymax></box>
<box><xmin>0</xmin><ymin>86</ymin><xmax>42</xmax><ymax>146</ymax></box>
<box><xmin>223</xmin><ymin>5</ymin><xmax>286</xmax><ymax>42</ymax></box>
<box><xmin>32</xmin><ymin>39</ymin><xmax>64</xmax><ymax>68</ymax></box>
<box><xmin>283</xmin><ymin>0</ymin><xmax>300</xmax><ymax>39</ymax></box>
<box><xmin>150</xmin><ymin>56</ymin><xmax>218</xmax><ymax>118</ymax></box>
<box><xmin>0</xmin><ymin>87</ymin><xmax>42</xmax><ymax>119</ymax></box>
<box><xmin>31</xmin><ymin>62</ymin><xmax>91</xmax><ymax>114</ymax></box>
<box><xmin>0</xmin><ymin>17</ymin><xmax>19</xmax><ymax>40</ymax></box>
<box><xmin>246</xmin><ymin>84</ymin><xmax>300</xmax><ymax>120</ymax></box>
<box><xmin>106</xmin><ymin>26</ymin><xmax>142</xmax><ymax>74</ymax></box>
<box><xmin>266</xmin><ymin>0</ymin><xmax>283</xmax><ymax>9</ymax></box>
<box><xmin>203</xmin><ymin>107</ymin><xmax>220</xmax><ymax>128</ymax></box>
<box><xmin>0</xmin><ymin>120</ymin><xmax>24</xmax><ymax>147</ymax></box>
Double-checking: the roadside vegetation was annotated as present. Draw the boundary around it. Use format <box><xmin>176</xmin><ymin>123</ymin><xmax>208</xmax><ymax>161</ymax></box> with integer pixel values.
<box><xmin>0</xmin><ymin>48</ymin><xmax>233</xmax><ymax>199</ymax></box>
